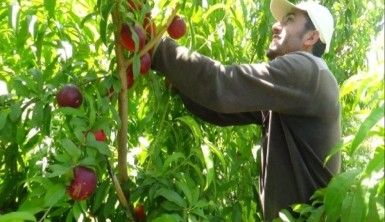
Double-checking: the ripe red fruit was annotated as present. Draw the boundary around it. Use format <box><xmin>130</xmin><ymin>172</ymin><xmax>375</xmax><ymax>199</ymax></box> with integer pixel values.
<box><xmin>167</xmin><ymin>15</ymin><xmax>187</xmax><ymax>40</ymax></box>
<box><xmin>140</xmin><ymin>53</ymin><xmax>151</xmax><ymax>75</ymax></box>
<box><xmin>120</xmin><ymin>24</ymin><xmax>146</xmax><ymax>52</ymax></box>
<box><xmin>67</xmin><ymin>166</ymin><xmax>97</xmax><ymax>201</ymax></box>
<box><xmin>126</xmin><ymin>65</ymin><xmax>134</xmax><ymax>89</ymax></box>
<box><xmin>134</xmin><ymin>204</ymin><xmax>146</xmax><ymax>222</ymax></box>
<box><xmin>56</xmin><ymin>84</ymin><xmax>83</xmax><ymax>108</ymax></box>
<box><xmin>93</xmin><ymin>130</ymin><xmax>106</xmax><ymax>141</ymax></box>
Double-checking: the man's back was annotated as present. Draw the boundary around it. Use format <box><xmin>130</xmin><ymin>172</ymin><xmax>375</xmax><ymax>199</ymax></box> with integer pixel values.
<box><xmin>152</xmin><ymin>39</ymin><xmax>341</xmax><ymax>220</ymax></box>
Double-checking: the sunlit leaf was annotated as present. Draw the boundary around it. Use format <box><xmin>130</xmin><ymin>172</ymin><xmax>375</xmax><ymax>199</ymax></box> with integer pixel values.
<box><xmin>44</xmin><ymin>0</ymin><xmax>56</xmax><ymax>18</ymax></box>
<box><xmin>324</xmin><ymin>170</ymin><xmax>361</xmax><ymax>222</ymax></box>
<box><xmin>350</xmin><ymin>103</ymin><xmax>384</xmax><ymax>154</ymax></box>
<box><xmin>0</xmin><ymin>211</ymin><xmax>36</xmax><ymax>222</ymax></box>
<box><xmin>200</xmin><ymin>144</ymin><xmax>214</xmax><ymax>190</ymax></box>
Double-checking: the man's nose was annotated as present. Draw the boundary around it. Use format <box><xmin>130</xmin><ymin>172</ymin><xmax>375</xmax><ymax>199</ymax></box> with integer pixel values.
<box><xmin>272</xmin><ymin>22</ymin><xmax>282</xmax><ymax>34</ymax></box>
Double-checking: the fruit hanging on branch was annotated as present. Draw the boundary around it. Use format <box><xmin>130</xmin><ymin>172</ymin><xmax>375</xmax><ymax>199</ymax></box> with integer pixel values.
<box><xmin>67</xmin><ymin>166</ymin><xmax>97</xmax><ymax>201</ymax></box>
<box><xmin>56</xmin><ymin>84</ymin><xmax>83</xmax><ymax>108</ymax></box>
<box><xmin>167</xmin><ymin>15</ymin><xmax>187</xmax><ymax>40</ymax></box>
<box><xmin>120</xmin><ymin>24</ymin><xmax>146</xmax><ymax>52</ymax></box>
<box><xmin>125</xmin><ymin>52</ymin><xmax>152</xmax><ymax>82</ymax></box>
<box><xmin>93</xmin><ymin>129</ymin><xmax>107</xmax><ymax>142</ymax></box>
<box><xmin>139</xmin><ymin>53</ymin><xmax>151</xmax><ymax>75</ymax></box>
<box><xmin>134</xmin><ymin>204</ymin><xmax>146</xmax><ymax>222</ymax></box>
<box><xmin>126</xmin><ymin>65</ymin><xmax>135</xmax><ymax>89</ymax></box>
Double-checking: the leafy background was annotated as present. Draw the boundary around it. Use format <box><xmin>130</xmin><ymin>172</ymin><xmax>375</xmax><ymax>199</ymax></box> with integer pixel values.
<box><xmin>0</xmin><ymin>0</ymin><xmax>383</xmax><ymax>221</ymax></box>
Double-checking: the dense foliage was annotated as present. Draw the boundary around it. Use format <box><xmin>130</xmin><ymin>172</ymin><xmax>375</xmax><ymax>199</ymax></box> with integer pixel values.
<box><xmin>0</xmin><ymin>0</ymin><xmax>383</xmax><ymax>221</ymax></box>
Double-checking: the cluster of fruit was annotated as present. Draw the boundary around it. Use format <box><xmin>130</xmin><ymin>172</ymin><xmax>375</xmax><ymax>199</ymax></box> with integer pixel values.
<box><xmin>121</xmin><ymin>0</ymin><xmax>186</xmax><ymax>89</ymax></box>
<box><xmin>55</xmin><ymin>84</ymin><xmax>104</xmax><ymax>201</ymax></box>
<box><xmin>54</xmin><ymin>1</ymin><xmax>186</xmax><ymax>220</ymax></box>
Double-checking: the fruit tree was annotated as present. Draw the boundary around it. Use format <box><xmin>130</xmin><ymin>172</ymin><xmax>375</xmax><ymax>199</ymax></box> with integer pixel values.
<box><xmin>0</xmin><ymin>0</ymin><xmax>383</xmax><ymax>221</ymax></box>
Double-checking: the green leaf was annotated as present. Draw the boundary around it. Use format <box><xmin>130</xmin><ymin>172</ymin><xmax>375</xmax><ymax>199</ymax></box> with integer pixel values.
<box><xmin>84</xmin><ymin>92</ymin><xmax>95</xmax><ymax>127</ymax></box>
<box><xmin>46</xmin><ymin>164</ymin><xmax>72</xmax><ymax>177</ymax></box>
<box><xmin>87</xmin><ymin>140</ymin><xmax>111</xmax><ymax>156</ymax></box>
<box><xmin>44</xmin><ymin>0</ymin><xmax>56</xmax><ymax>18</ymax></box>
<box><xmin>176</xmin><ymin>116</ymin><xmax>202</xmax><ymax>144</ymax></box>
<box><xmin>60</xmin><ymin>139</ymin><xmax>81</xmax><ymax>162</ymax></box>
<box><xmin>32</xmin><ymin>101</ymin><xmax>44</xmax><ymax>125</ymax></box>
<box><xmin>16</xmin><ymin>126</ymin><xmax>26</xmax><ymax>145</ymax></box>
<box><xmin>78</xmin><ymin>157</ymin><xmax>97</xmax><ymax>167</ymax></box>
<box><xmin>154</xmin><ymin>188</ymin><xmax>186</xmax><ymax>208</ymax></box>
<box><xmin>16</xmin><ymin>17</ymin><xmax>29</xmax><ymax>49</ymax></box>
<box><xmin>0</xmin><ymin>109</ymin><xmax>9</xmax><ymax>130</ymax></box>
<box><xmin>364</xmin><ymin>145</ymin><xmax>384</xmax><ymax>176</ymax></box>
<box><xmin>232</xmin><ymin>202</ymin><xmax>242</xmax><ymax>222</ymax></box>
<box><xmin>0</xmin><ymin>211</ymin><xmax>36</xmax><ymax>222</ymax></box>
<box><xmin>42</xmin><ymin>104</ymin><xmax>51</xmax><ymax>135</ymax></box>
<box><xmin>99</xmin><ymin>2</ymin><xmax>114</xmax><ymax>46</ymax></box>
<box><xmin>152</xmin><ymin>214</ymin><xmax>182</xmax><ymax>222</ymax></box>
<box><xmin>132</xmin><ymin>53</ymin><xmax>140</xmax><ymax>76</ymax></box>
<box><xmin>18</xmin><ymin>198</ymin><xmax>44</xmax><ymax>215</ymax></box>
<box><xmin>341</xmin><ymin>187</ymin><xmax>365</xmax><ymax>222</ymax></box>
<box><xmin>366</xmin><ymin>191</ymin><xmax>381</xmax><ymax>222</ymax></box>
<box><xmin>191</xmin><ymin>208</ymin><xmax>206</xmax><ymax>218</ymax></box>
<box><xmin>204</xmin><ymin>138</ymin><xmax>226</xmax><ymax>170</ymax></box>
<box><xmin>9</xmin><ymin>103</ymin><xmax>22</xmax><ymax>122</ymax></box>
<box><xmin>350</xmin><ymin>103</ymin><xmax>384</xmax><ymax>154</ymax></box>
<box><xmin>308</xmin><ymin>206</ymin><xmax>325</xmax><ymax>222</ymax></box>
<box><xmin>202</xmin><ymin>3</ymin><xmax>227</xmax><ymax>20</ymax></box>
<box><xmin>44</xmin><ymin>184</ymin><xmax>65</xmax><ymax>207</ymax></box>
<box><xmin>200</xmin><ymin>144</ymin><xmax>214</xmax><ymax>190</ymax></box>
<box><xmin>324</xmin><ymin>170</ymin><xmax>361</xmax><ymax>222</ymax></box>
<box><xmin>92</xmin><ymin>181</ymin><xmax>110</xmax><ymax>212</ymax></box>
<box><xmin>175</xmin><ymin>180</ymin><xmax>193</xmax><ymax>205</ymax></box>
<box><xmin>161</xmin><ymin>201</ymin><xmax>180</xmax><ymax>211</ymax></box>
<box><xmin>161</xmin><ymin>152</ymin><xmax>185</xmax><ymax>173</ymax></box>
<box><xmin>57</xmin><ymin>107</ymin><xmax>86</xmax><ymax>117</ymax></box>
<box><xmin>72</xmin><ymin>201</ymin><xmax>82</xmax><ymax>220</ymax></box>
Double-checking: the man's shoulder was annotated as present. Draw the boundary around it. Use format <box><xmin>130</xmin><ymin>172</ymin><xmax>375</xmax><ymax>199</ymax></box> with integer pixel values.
<box><xmin>269</xmin><ymin>51</ymin><xmax>326</xmax><ymax>76</ymax></box>
<box><xmin>284</xmin><ymin>51</ymin><xmax>329</xmax><ymax>70</ymax></box>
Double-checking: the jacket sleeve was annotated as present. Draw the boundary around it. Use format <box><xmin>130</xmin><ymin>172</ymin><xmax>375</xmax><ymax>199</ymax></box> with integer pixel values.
<box><xmin>180</xmin><ymin>93</ymin><xmax>263</xmax><ymax>126</ymax></box>
<box><xmin>152</xmin><ymin>38</ymin><xmax>322</xmax><ymax>116</ymax></box>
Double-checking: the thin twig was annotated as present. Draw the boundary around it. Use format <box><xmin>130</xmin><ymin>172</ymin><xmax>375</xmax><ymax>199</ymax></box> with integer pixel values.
<box><xmin>38</xmin><ymin>206</ymin><xmax>52</xmax><ymax>222</ymax></box>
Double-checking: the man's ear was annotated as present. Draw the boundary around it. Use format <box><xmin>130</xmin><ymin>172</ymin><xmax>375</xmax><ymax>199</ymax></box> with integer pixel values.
<box><xmin>303</xmin><ymin>31</ymin><xmax>320</xmax><ymax>49</ymax></box>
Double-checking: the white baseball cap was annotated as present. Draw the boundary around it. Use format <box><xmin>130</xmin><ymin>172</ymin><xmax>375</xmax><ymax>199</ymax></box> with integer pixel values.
<box><xmin>270</xmin><ymin>0</ymin><xmax>334</xmax><ymax>53</ymax></box>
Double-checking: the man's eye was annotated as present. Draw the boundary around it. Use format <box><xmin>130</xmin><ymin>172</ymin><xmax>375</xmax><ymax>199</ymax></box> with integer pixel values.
<box><xmin>287</xmin><ymin>16</ymin><xmax>294</xmax><ymax>21</ymax></box>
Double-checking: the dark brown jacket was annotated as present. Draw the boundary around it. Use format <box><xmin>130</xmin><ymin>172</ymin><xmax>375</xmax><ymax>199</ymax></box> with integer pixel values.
<box><xmin>152</xmin><ymin>38</ymin><xmax>341</xmax><ymax>221</ymax></box>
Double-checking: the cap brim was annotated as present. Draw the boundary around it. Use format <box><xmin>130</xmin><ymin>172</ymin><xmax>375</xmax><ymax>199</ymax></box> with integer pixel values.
<box><xmin>270</xmin><ymin>0</ymin><xmax>298</xmax><ymax>21</ymax></box>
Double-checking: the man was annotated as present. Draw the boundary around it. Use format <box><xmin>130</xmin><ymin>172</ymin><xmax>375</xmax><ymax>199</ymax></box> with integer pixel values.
<box><xmin>151</xmin><ymin>0</ymin><xmax>341</xmax><ymax>220</ymax></box>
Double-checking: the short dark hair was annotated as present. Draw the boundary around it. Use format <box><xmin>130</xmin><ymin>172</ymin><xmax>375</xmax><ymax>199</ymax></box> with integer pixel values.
<box><xmin>303</xmin><ymin>13</ymin><xmax>326</xmax><ymax>57</ymax></box>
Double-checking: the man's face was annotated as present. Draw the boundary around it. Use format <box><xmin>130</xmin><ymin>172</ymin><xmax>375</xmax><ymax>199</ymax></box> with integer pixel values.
<box><xmin>266</xmin><ymin>10</ymin><xmax>309</xmax><ymax>60</ymax></box>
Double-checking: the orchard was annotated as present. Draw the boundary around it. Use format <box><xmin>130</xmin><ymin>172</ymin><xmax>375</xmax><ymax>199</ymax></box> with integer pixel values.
<box><xmin>0</xmin><ymin>0</ymin><xmax>383</xmax><ymax>222</ymax></box>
